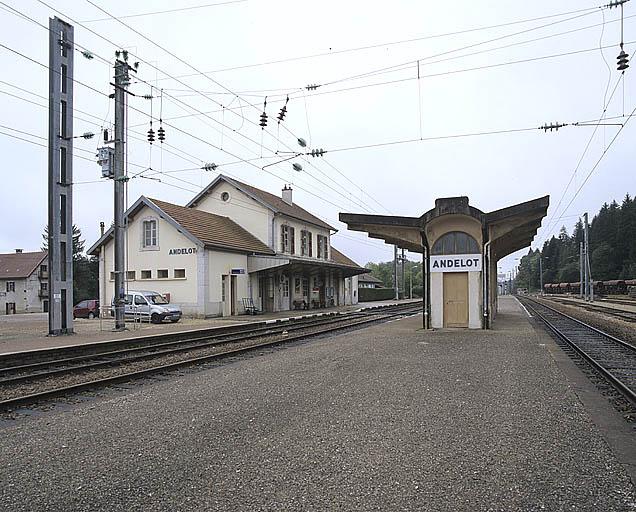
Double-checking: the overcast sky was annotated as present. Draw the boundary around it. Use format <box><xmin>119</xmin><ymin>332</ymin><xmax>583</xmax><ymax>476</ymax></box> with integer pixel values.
<box><xmin>1</xmin><ymin>0</ymin><xmax>633</xmax><ymax>273</ymax></box>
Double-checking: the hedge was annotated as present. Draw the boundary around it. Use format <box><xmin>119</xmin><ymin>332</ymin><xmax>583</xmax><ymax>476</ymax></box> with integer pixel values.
<box><xmin>358</xmin><ymin>287</ymin><xmax>396</xmax><ymax>302</ymax></box>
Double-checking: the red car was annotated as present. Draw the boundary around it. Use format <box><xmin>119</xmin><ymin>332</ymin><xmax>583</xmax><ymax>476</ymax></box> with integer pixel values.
<box><xmin>73</xmin><ymin>299</ymin><xmax>100</xmax><ymax>319</ymax></box>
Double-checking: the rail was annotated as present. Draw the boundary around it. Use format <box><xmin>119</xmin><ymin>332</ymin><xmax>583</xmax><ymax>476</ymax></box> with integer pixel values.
<box><xmin>519</xmin><ymin>296</ymin><xmax>636</xmax><ymax>406</ymax></box>
<box><xmin>0</xmin><ymin>302</ymin><xmax>422</xmax><ymax>411</ymax></box>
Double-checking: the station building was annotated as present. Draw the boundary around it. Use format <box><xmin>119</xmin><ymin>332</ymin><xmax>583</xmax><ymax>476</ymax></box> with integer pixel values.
<box><xmin>88</xmin><ymin>175</ymin><xmax>367</xmax><ymax>317</ymax></box>
<box><xmin>0</xmin><ymin>250</ymin><xmax>49</xmax><ymax>315</ymax></box>
<box><xmin>340</xmin><ymin>195</ymin><xmax>549</xmax><ymax>329</ymax></box>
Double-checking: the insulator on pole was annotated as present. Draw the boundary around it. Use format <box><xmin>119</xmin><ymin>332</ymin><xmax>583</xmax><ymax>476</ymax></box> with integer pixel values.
<box><xmin>277</xmin><ymin>95</ymin><xmax>290</xmax><ymax>123</ymax></box>
<box><xmin>617</xmin><ymin>49</ymin><xmax>630</xmax><ymax>71</ymax></box>
<box><xmin>310</xmin><ymin>148</ymin><xmax>326</xmax><ymax>157</ymax></box>
<box><xmin>147</xmin><ymin>126</ymin><xmax>155</xmax><ymax>144</ymax></box>
<box><xmin>259</xmin><ymin>96</ymin><xmax>268</xmax><ymax>129</ymax></box>
<box><xmin>202</xmin><ymin>162</ymin><xmax>218</xmax><ymax>172</ymax></box>
<box><xmin>157</xmin><ymin>125</ymin><xmax>165</xmax><ymax>142</ymax></box>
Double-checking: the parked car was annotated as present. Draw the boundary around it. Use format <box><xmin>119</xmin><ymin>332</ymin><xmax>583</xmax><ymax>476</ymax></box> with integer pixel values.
<box><xmin>111</xmin><ymin>291</ymin><xmax>182</xmax><ymax>323</ymax></box>
<box><xmin>73</xmin><ymin>299</ymin><xmax>100</xmax><ymax>319</ymax></box>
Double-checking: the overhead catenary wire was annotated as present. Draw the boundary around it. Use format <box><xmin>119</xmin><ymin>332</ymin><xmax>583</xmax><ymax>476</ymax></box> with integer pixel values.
<box><xmin>151</xmin><ymin>3</ymin><xmax>608</xmax><ymax>79</ymax></box>
<box><xmin>537</xmin><ymin>45</ymin><xmax>635</xmax><ymax>242</ymax></box>
<box><xmin>316</xmin><ymin>8</ymin><xmax>609</xmax><ymax>89</ymax></box>
<box><xmin>77</xmin><ymin>0</ymin><xmax>382</xmax><ymax>216</ymax></box>
<box><xmin>28</xmin><ymin>0</ymin><xmax>373</xmax><ymax>217</ymax></box>
<box><xmin>81</xmin><ymin>0</ymin><xmax>248</xmax><ymax>22</ymax></box>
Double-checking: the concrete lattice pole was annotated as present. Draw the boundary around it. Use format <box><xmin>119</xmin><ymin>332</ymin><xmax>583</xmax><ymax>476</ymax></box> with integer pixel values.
<box><xmin>113</xmin><ymin>57</ymin><xmax>129</xmax><ymax>330</ymax></box>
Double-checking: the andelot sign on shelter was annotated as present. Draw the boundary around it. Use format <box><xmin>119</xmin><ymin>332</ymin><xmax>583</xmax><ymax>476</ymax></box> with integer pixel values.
<box><xmin>430</xmin><ymin>255</ymin><xmax>482</xmax><ymax>273</ymax></box>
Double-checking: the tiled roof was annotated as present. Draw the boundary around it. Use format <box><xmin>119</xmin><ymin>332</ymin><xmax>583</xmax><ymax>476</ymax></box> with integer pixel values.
<box><xmin>0</xmin><ymin>251</ymin><xmax>47</xmax><ymax>279</ymax></box>
<box><xmin>358</xmin><ymin>273</ymin><xmax>382</xmax><ymax>283</ymax></box>
<box><xmin>149</xmin><ymin>198</ymin><xmax>274</xmax><ymax>255</ymax></box>
<box><xmin>330</xmin><ymin>247</ymin><xmax>365</xmax><ymax>269</ymax></box>
<box><xmin>194</xmin><ymin>175</ymin><xmax>335</xmax><ymax>231</ymax></box>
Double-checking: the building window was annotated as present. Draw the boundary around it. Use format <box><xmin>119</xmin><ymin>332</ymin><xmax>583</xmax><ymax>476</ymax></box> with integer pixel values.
<box><xmin>281</xmin><ymin>225</ymin><xmax>295</xmax><ymax>254</ymax></box>
<box><xmin>126</xmin><ymin>271</ymin><xmax>136</xmax><ymax>281</ymax></box>
<box><xmin>221</xmin><ymin>191</ymin><xmax>230</xmax><ymax>202</ymax></box>
<box><xmin>174</xmin><ymin>269</ymin><xmax>186</xmax><ymax>279</ymax></box>
<box><xmin>301</xmin><ymin>230</ymin><xmax>313</xmax><ymax>257</ymax></box>
<box><xmin>6</xmin><ymin>281</ymin><xmax>15</xmax><ymax>292</ymax></box>
<box><xmin>157</xmin><ymin>269</ymin><xmax>168</xmax><ymax>279</ymax></box>
<box><xmin>221</xmin><ymin>278</ymin><xmax>226</xmax><ymax>301</ymax></box>
<box><xmin>141</xmin><ymin>270</ymin><xmax>151</xmax><ymax>279</ymax></box>
<box><xmin>317</xmin><ymin>235</ymin><xmax>328</xmax><ymax>260</ymax></box>
<box><xmin>282</xmin><ymin>277</ymin><xmax>289</xmax><ymax>297</ymax></box>
<box><xmin>41</xmin><ymin>282</ymin><xmax>48</xmax><ymax>292</ymax></box>
<box><xmin>294</xmin><ymin>277</ymin><xmax>301</xmax><ymax>294</ymax></box>
<box><xmin>431</xmin><ymin>231</ymin><xmax>479</xmax><ymax>255</ymax></box>
<box><xmin>142</xmin><ymin>219</ymin><xmax>158</xmax><ymax>248</ymax></box>
<box><xmin>109</xmin><ymin>272</ymin><xmax>115</xmax><ymax>281</ymax></box>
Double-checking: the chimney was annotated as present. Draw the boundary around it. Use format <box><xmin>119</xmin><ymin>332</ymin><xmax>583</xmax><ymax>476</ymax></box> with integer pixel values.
<box><xmin>282</xmin><ymin>185</ymin><xmax>293</xmax><ymax>205</ymax></box>
<box><xmin>15</xmin><ymin>249</ymin><xmax>22</xmax><ymax>253</ymax></box>
<box><xmin>100</xmin><ymin>221</ymin><xmax>105</xmax><ymax>236</ymax></box>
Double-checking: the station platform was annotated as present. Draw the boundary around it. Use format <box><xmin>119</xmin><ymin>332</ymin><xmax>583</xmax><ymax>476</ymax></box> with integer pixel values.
<box><xmin>1</xmin><ymin>296</ymin><xmax>634</xmax><ymax>511</ymax></box>
<box><xmin>0</xmin><ymin>299</ymin><xmax>421</xmax><ymax>355</ymax></box>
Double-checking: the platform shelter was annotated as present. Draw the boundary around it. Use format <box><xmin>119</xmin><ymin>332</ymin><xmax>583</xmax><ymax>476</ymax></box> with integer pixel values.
<box><xmin>339</xmin><ymin>196</ymin><xmax>549</xmax><ymax>329</ymax></box>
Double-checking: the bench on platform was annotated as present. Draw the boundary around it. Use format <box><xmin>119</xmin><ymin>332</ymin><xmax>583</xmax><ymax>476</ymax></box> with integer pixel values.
<box><xmin>241</xmin><ymin>298</ymin><xmax>260</xmax><ymax>315</ymax></box>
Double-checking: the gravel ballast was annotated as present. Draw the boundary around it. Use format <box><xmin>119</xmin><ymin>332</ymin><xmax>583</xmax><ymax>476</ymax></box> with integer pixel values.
<box><xmin>0</xmin><ymin>297</ymin><xmax>634</xmax><ymax>511</ymax></box>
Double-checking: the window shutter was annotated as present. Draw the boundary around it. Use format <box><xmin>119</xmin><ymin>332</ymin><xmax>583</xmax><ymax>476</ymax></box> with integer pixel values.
<box><xmin>290</xmin><ymin>227</ymin><xmax>295</xmax><ymax>254</ymax></box>
<box><xmin>281</xmin><ymin>226</ymin><xmax>286</xmax><ymax>252</ymax></box>
<box><xmin>309</xmin><ymin>232</ymin><xmax>313</xmax><ymax>257</ymax></box>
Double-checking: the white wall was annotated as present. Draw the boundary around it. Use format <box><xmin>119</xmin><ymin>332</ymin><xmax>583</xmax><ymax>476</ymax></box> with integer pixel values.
<box><xmin>100</xmin><ymin>204</ymin><xmax>201</xmax><ymax>315</ymax></box>
<box><xmin>273</xmin><ymin>215</ymin><xmax>331</xmax><ymax>259</ymax></box>
<box><xmin>207</xmin><ymin>250</ymin><xmax>249</xmax><ymax>317</ymax></box>
<box><xmin>194</xmin><ymin>182</ymin><xmax>273</xmax><ymax>246</ymax></box>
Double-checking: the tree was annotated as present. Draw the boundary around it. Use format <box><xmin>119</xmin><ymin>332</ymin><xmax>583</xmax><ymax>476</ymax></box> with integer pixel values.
<box><xmin>41</xmin><ymin>224</ymin><xmax>85</xmax><ymax>259</ymax></box>
<box><xmin>40</xmin><ymin>224</ymin><xmax>98</xmax><ymax>303</ymax></box>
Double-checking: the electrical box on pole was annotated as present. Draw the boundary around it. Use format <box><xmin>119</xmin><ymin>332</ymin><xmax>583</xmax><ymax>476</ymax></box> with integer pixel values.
<box><xmin>97</xmin><ymin>147</ymin><xmax>114</xmax><ymax>178</ymax></box>
<box><xmin>47</xmin><ymin>17</ymin><xmax>74</xmax><ymax>335</ymax></box>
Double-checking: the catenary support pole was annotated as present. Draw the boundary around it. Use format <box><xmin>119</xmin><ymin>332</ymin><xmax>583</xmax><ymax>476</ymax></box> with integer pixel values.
<box><xmin>579</xmin><ymin>241</ymin><xmax>584</xmax><ymax>299</ymax></box>
<box><xmin>113</xmin><ymin>55</ymin><xmax>129</xmax><ymax>330</ymax></box>
<box><xmin>583</xmin><ymin>212</ymin><xmax>590</xmax><ymax>301</ymax></box>
<box><xmin>401</xmin><ymin>248</ymin><xmax>405</xmax><ymax>300</ymax></box>
<box><xmin>48</xmin><ymin>17</ymin><xmax>74</xmax><ymax>335</ymax></box>
<box><xmin>539</xmin><ymin>256</ymin><xmax>543</xmax><ymax>296</ymax></box>
<box><xmin>394</xmin><ymin>245</ymin><xmax>399</xmax><ymax>300</ymax></box>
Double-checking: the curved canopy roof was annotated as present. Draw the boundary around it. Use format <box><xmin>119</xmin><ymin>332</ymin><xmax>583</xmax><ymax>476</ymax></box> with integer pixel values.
<box><xmin>339</xmin><ymin>195</ymin><xmax>549</xmax><ymax>260</ymax></box>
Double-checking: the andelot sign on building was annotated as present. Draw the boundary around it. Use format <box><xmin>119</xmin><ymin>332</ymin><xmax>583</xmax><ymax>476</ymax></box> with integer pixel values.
<box><xmin>430</xmin><ymin>254</ymin><xmax>482</xmax><ymax>273</ymax></box>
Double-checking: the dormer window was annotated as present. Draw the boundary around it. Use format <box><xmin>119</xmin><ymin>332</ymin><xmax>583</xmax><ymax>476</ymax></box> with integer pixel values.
<box><xmin>142</xmin><ymin>218</ymin><xmax>158</xmax><ymax>248</ymax></box>
<box><xmin>221</xmin><ymin>191</ymin><xmax>230</xmax><ymax>202</ymax></box>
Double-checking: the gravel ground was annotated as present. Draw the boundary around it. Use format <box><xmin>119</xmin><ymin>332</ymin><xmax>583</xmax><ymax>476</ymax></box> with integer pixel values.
<box><xmin>0</xmin><ymin>297</ymin><xmax>634</xmax><ymax>511</ymax></box>
<box><xmin>537</xmin><ymin>297</ymin><xmax>636</xmax><ymax>347</ymax></box>
<box><xmin>0</xmin><ymin>300</ymin><xmax>420</xmax><ymax>355</ymax></box>
<box><xmin>0</xmin><ymin>312</ymin><xmax>394</xmax><ymax>401</ymax></box>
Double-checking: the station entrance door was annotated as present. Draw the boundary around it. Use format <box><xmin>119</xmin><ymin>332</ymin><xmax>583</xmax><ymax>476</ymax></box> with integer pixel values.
<box><xmin>443</xmin><ymin>272</ymin><xmax>468</xmax><ymax>328</ymax></box>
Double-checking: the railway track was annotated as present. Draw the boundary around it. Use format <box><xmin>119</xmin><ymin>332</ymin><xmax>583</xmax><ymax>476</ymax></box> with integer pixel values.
<box><xmin>519</xmin><ymin>297</ymin><xmax>636</xmax><ymax>413</ymax></box>
<box><xmin>541</xmin><ymin>296</ymin><xmax>636</xmax><ymax>323</ymax></box>
<box><xmin>0</xmin><ymin>302</ymin><xmax>421</xmax><ymax>411</ymax></box>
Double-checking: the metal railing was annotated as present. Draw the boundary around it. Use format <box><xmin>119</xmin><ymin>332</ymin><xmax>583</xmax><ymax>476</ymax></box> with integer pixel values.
<box><xmin>98</xmin><ymin>305</ymin><xmax>151</xmax><ymax>331</ymax></box>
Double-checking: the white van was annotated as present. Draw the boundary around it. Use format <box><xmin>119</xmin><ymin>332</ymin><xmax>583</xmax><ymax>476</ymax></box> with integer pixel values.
<box><xmin>113</xmin><ymin>291</ymin><xmax>182</xmax><ymax>323</ymax></box>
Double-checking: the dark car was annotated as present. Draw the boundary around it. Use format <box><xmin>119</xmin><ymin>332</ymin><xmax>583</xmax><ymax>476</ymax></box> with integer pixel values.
<box><xmin>73</xmin><ymin>299</ymin><xmax>100</xmax><ymax>319</ymax></box>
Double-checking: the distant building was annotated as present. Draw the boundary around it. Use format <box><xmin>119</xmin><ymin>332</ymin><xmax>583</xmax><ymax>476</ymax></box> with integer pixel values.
<box><xmin>0</xmin><ymin>250</ymin><xmax>48</xmax><ymax>314</ymax></box>
<box><xmin>358</xmin><ymin>273</ymin><xmax>383</xmax><ymax>289</ymax></box>
<box><xmin>89</xmin><ymin>175</ymin><xmax>367</xmax><ymax>317</ymax></box>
